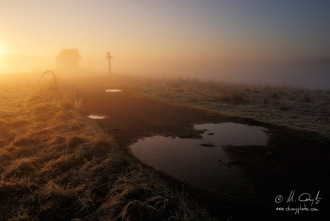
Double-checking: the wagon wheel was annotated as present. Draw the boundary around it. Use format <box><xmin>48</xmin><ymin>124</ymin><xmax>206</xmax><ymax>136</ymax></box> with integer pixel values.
<box><xmin>39</xmin><ymin>70</ymin><xmax>58</xmax><ymax>92</ymax></box>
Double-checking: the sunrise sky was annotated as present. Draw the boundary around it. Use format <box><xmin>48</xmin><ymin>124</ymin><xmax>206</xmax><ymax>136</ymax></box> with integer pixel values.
<box><xmin>1</xmin><ymin>0</ymin><xmax>329</xmax><ymax>79</ymax></box>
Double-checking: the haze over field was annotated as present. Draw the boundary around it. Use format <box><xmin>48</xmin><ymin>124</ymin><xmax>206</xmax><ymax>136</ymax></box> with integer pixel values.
<box><xmin>0</xmin><ymin>0</ymin><xmax>330</xmax><ymax>89</ymax></box>
<box><xmin>1</xmin><ymin>2</ymin><xmax>330</xmax><ymax>220</ymax></box>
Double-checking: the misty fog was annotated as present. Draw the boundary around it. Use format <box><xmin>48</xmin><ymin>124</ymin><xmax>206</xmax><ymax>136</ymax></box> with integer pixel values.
<box><xmin>1</xmin><ymin>53</ymin><xmax>329</xmax><ymax>90</ymax></box>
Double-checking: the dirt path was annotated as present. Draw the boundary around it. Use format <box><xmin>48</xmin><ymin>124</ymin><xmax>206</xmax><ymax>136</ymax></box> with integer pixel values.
<box><xmin>73</xmin><ymin>81</ymin><xmax>224</xmax><ymax>148</ymax></box>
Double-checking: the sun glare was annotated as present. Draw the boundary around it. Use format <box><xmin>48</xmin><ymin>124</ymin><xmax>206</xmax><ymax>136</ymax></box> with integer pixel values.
<box><xmin>0</xmin><ymin>41</ymin><xmax>5</xmax><ymax>72</ymax></box>
<box><xmin>0</xmin><ymin>42</ymin><xmax>4</xmax><ymax>56</ymax></box>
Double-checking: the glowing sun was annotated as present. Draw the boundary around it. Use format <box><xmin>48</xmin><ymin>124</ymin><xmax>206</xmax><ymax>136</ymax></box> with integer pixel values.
<box><xmin>0</xmin><ymin>41</ymin><xmax>5</xmax><ymax>56</ymax></box>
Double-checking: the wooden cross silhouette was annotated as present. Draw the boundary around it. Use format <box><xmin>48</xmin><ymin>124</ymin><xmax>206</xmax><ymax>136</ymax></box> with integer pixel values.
<box><xmin>106</xmin><ymin>52</ymin><xmax>113</xmax><ymax>77</ymax></box>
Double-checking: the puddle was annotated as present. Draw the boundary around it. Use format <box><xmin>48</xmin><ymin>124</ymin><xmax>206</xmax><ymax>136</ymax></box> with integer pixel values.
<box><xmin>194</xmin><ymin>122</ymin><xmax>268</xmax><ymax>146</ymax></box>
<box><xmin>105</xmin><ymin>89</ymin><xmax>123</xmax><ymax>93</ymax></box>
<box><xmin>130</xmin><ymin>122</ymin><xmax>268</xmax><ymax>195</ymax></box>
<box><xmin>88</xmin><ymin>114</ymin><xmax>107</xmax><ymax>119</ymax></box>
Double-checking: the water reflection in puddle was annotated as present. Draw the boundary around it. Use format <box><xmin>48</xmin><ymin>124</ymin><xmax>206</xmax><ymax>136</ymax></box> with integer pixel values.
<box><xmin>105</xmin><ymin>89</ymin><xmax>123</xmax><ymax>93</ymax></box>
<box><xmin>88</xmin><ymin>115</ymin><xmax>107</xmax><ymax>119</ymax></box>
<box><xmin>195</xmin><ymin>123</ymin><xmax>268</xmax><ymax>147</ymax></box>
<box><xmin>130</xmin><ymin>122</ymin><xmax>268</xmax><ymax>195</ymax></box>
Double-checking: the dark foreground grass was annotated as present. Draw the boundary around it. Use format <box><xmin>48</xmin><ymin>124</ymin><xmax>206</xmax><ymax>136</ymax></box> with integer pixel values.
<box><xmin>0</xmin><ymin>75</ymin><xmax>216</xmax><ymax>221</ymax></box>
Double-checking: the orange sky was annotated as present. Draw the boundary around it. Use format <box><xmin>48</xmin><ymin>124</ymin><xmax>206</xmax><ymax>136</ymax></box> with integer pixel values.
<box><xmin>1</xmin><ymin>0</ymin><xmax>329</xmax><ymax>77</ymax></box>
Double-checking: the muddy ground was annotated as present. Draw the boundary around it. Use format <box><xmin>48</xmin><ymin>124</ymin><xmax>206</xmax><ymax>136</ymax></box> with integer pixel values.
<box><xmin>72</xmin><ymin>78</ymin><xmax>330</xmax><ymax>220</ymax></box>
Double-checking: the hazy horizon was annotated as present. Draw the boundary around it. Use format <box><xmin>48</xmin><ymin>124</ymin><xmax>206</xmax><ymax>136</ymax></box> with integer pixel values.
<box><xmin>1</xmin><ymin>0</ymin><xmax>330</xmax><ymax>89</ymax></box>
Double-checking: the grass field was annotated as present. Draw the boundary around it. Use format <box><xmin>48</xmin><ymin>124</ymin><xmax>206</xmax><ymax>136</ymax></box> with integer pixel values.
<box><xmin>109</xmin><ymin>74</ymin><xmax>330</xmax><ymax>140</ymax></box>
<box><xmin>0</xmin><ymin>73</ymin><xmax>216</xmax><ymax>221</ymax></box>
<box><xmin>1</xmin><ymin>72</ymin><xmax>329</xmax><ymax>220</ymax></box>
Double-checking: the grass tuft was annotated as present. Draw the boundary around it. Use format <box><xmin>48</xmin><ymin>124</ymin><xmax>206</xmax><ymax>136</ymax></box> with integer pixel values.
<box><xmin>67</xmin><ymin>135</ymin><xmax>86</xmax><ymax>149</ymax></box>
<box><xmin>13</xmin><ymin>136</ymin><xmax>35</xmax><ymax>146</ymax></box>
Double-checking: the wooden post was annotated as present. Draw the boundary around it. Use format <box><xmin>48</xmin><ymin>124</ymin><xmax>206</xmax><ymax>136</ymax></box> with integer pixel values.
<box><xmin>106</xmin><ymin>52</ymin><xmax>113</xmax><ymax>77</ymax></box>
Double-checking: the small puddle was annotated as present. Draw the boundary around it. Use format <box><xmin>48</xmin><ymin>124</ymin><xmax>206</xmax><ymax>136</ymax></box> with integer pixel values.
<box><xmin>130</xmin><ymin>122</ymin><xmax>268</xmax><ymax>195</ymax></box>
<box><xmin>105</xmin><ymin>89</ymin><xmax>123</xmax><ymax>93</ymax></box>
<box><xmin>88</xmin><ymin>114</ymin><xmax>107</xmax><ymax>119</ymax></box>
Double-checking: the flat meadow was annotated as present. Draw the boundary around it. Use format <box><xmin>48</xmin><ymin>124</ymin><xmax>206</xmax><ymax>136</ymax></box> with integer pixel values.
<box><xmin>109</xmin><ymin>74</ymin><xmax>330</xmax><ymax>141</ymax></box>
<box><xmin>0</xmin><ymin>73</ymin><xmax>215</xmax><ymax>221</ymax></box>
<box><xmin>0</xmin><ymin>72</ymin><xmax>329</xmax><ymax>220</ymax></box>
